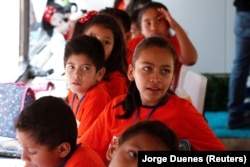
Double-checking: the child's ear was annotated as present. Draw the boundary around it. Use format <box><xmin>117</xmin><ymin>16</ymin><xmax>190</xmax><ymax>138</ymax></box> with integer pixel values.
<box><xmin>127</xmin><ymin>64</ymin><xmax>134</xmax><ymax>81</ymax></box>
<box><xmin>106</xmin><ymin>139</ymin><xmax>119</xmax><ymax>161</ymax></box>
<box><xmin>96</xmin><ymin>67</ymin><xmax>106</xmax><ymax>82</ymax></box>
<box><xmin>57</xmin><ymin>142</ymin><xmax>71</xmax><ymax>158</ymax></box>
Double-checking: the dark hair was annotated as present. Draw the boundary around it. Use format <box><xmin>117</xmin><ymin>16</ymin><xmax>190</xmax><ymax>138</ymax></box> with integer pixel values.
<box><xmin>119</xmin><ymin>120</ymin><xmax>179</xmax><ymax>150</ymax></box>
<box><xmin>99</xmin><ymin>7</ymin><xmax>131</xmax><ymax>33</ymax></box>
<box><xmin>15</xmin><ymin>96</ymin><xmax>77</xmax><ymax>153</ymax></box>
<box><xmin>137</xmin><ymin>2</ymin><xmax>168</xmax><ymax>29</ymax></box>
<box><xmin>71</xmin><ymin>14</ymin><xmax>127</xmax><ymax>81</ymax></box>
<box><xmin>64</xmin><ymin>35</ymin><xmax>105</xmax><ymax>71</ymax></box>
<box><xmin>42</xmin><ymin>2</ymin><xmax>64</xmax><ymax>37</ymax></box>
<box><xmin>126</xmin><ymin>0</ymin><xmax>152</xmax><ymax>16</ymax></box>
<box><xmin>116</xmin><ymin>36</ymin><xmax>178</xmax><ymax>119</ymax></box>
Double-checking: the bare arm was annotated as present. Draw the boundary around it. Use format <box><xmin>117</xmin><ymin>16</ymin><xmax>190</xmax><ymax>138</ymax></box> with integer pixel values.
<box><xmin>158</xmin><ymin>8</ymin><xmax>198</xmax><ymax>66</ymax></box>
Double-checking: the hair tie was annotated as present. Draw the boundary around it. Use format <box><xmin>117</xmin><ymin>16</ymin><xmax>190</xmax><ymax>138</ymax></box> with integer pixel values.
<box><xmin>78</xmin><ymin>10</ymin><xmax>98</xmax><ymax>23</ymax></box>
<box><xmin>43</xmin><ymin>5</ymin><xmax>57</xmax><ymax>23</ymax></box>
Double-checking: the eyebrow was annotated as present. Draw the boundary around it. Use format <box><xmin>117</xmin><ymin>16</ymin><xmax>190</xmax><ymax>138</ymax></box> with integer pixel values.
<box><xmin>140</xmin><ymin>61</ymin><xmax>172</xmax><ymax>67</ymax></box>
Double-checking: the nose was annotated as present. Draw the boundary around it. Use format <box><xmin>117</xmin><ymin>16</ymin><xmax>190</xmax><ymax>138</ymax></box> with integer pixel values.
<box><xmin>21</xmin><ymin>149</ymin><xmax>30</xmax><ymax>162</ymax></box>
<box><xmin>150</xmin><ymin>71</ymin><xmax>162</xmax><ymax>83</ymax></box>
<box><xmin>73</xmin><ymin>69</ymin><xmax>81</xmax><ymax>79</ymax></box>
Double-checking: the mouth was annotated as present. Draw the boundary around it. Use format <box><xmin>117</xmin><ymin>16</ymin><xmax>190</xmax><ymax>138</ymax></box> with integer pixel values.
<box><xmin>147</xmin><ymin>87</ymin><xmax>161</xmax><ymax>91</ymax></box>
<box><xmin>72</xmin><ymin>81</ymin><xmax>81</xmax><ymax>86</ymax></box>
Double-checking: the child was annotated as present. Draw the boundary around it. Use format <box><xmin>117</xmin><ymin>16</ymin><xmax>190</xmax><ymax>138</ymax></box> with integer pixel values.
<box><xmin>64</xmin><ymin>35</ymin><xmax>110</xmax><ymax>138</ymax></box>
<box><xmin>107</xmin><ymin>120</ymin><xmax>179</xmax><ymax>167</ymax></box>
<box><xmin>99</xmin><ymin>7</ymin><xmax>132</xmax><ymax>47</ymax></box>
<box><xmin>99</xmin><ymin>7</ymin><xmax>132</xmax><ymax>65</ymax></box>
<box><xmin>80</xmin><ymin>36</ymin><xmax>226</xmax><ymax>163</ymax></box>
<box><xmin>128</xmin><ymin>2</ymin><xmax>198</xmax><ymax>89</ymax></box>
<box><xmin>130</xmin><ymin>9</ymin><xmax>143</xmax><ymax>39</ymax></box>
<box><xmin>71</xmin><ymin>11</ymin><xmax>128</xmax><ymax>99</ymax></box>
<box><xmin>15</xmin><ymin>96</ymin><xmax>105</xmax><ymax>167</ymax></box>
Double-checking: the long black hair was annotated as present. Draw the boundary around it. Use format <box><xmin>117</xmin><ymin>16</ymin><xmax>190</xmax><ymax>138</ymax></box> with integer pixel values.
<box><xmin>71</xmin><ymin>14</ymin><xmax>128</xmax><ymax>81</ymax></box>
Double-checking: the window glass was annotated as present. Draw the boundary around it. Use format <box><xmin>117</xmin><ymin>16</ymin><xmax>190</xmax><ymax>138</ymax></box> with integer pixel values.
<box><xmin>0</xmin><ymin>1</ymin><xmax>20</xmax><ymax>82</ymax></box>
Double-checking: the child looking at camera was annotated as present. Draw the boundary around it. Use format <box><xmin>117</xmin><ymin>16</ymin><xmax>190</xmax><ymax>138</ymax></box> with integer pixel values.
<box><xmin>64</xmin><ymin>35</ymin><xmax>110</xmax><ymax>138</ymax></box>
<box><xmin>72</xmin><ymin>11</ymin><xmax>128</xmax><ymax>99</ymax></box>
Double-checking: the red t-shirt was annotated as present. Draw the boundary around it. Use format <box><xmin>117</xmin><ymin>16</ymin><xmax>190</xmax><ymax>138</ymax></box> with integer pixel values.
<box><xmin>67</xmin><ymin>83</ymin><xmax>111</xmax><ymax>138</ymax></box>
<box><xmin>65</xmin><ymin>144</ymin><xmax>105</xmax><ymax>167</ymax></box>
<box><xmin>101</xmin><ymin>71</ymin><xmax>128</xmax><ymax>100</ymax></box>
<box><xmin>80</xmin><ymin>94</ymin><xmax>226</xmax><ymax>162</ymax></box>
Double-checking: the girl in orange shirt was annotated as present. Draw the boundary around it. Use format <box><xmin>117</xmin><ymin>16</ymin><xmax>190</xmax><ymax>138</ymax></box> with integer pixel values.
<box><xmin>80</xmin><ymin>36</ymin><xmax>226</xmax><ymax>163</ymax></box>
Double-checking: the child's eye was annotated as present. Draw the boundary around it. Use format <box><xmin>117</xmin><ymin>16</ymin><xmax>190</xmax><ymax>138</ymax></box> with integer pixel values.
<box><xmin>143</xmin><ymin>66</ymin><xmax>151</xmax><ymax>72</ymax></box>
<box><xmin>156</xmin><ymin>17</ymin><xmax>164</xmax><ymax>24</ymax></box>
<box><xmin>82</xmin><ymin>66</ymin><xmax>89</xmax><ymax>71</ymax></box>
<box><xmin>102</xmin><ymin>40</ymin><xmax>110</xmax><ymax>46</ymax></box>
<box><xmin>66</xmin><ymin>65</ymin><xmax>74</xmax><ymax>71</ymax></box>
<box><xmin>144</xmin><ymin>21</ymin><xmax>151</xmax><ymax>27</ymax></box>
<box><xmin>128</xmin><ymin>151</ymin><xmax>138</xmax><ymax>158</ymax></box>
<box><xmin>162</xmin><ymin>69</ymin><xmax>171</xmax><ymax>74</ymax></box>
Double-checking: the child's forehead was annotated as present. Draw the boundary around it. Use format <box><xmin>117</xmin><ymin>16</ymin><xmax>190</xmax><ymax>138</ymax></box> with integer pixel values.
<box><xmin>66</xmin><ymin>54</ymin><xmax>93</xmax><ymax>64</ymax></box>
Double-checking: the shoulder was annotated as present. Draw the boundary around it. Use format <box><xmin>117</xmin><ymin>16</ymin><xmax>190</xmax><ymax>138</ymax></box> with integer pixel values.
<box><xmin>167</xmin><ymin>94</ymin><xmax>198</xmax><ymax>112</ymax></box>
<box><xmin>109</xmin><ymin>71</ymin><xmax>127</xmax><ymax>79</ymax></box>
<box><xmin>128</xmin><ymin>36</ymin><xmax>144</xmax><ymax>51</ymax></box>
<box><xmin>65</xmin><ymin>144</ymin><xmax>105</xmax><ymax>167</ymax></box>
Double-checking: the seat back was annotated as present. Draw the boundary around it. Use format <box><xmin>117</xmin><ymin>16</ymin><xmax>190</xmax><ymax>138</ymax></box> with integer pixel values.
<box><xmin>182</xmin><ymin>70</ymin><xmax>208</xmax><ymax>114</ymax></box>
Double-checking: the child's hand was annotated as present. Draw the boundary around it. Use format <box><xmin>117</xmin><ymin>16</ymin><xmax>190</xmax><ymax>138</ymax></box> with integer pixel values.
<box><xmin>157</xmin><ymin>8</ymin><xmax>177</xmax><ymax>30</ymax></box>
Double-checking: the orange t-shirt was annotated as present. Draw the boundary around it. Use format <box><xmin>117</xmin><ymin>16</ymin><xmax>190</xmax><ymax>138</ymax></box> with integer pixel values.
<box><xmin>80</xmin><ymin>94</ymin><xmax>226</xmax><ymax>162</ymax></box>
<box><xmin>67</xmin><ymin>83</ymin><xmax>111</xmax><ymax>138</ymax></box>
<box><xmin>101</xmin><ymin>71</ymin><xmax>128</xmax><ymax>100</ymax></box>
<box><xmin>65</xmin><ymin>144</ymin><xmax>105</xmax><ymax>167</ymax></box>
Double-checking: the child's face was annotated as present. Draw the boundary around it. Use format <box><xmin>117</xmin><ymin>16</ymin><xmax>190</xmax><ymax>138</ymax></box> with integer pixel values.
<box><xmin>108</xmin><ymin>133</ymin><xmax>168</xmax><ymax>167</ymax></box>
<box><xmin>128</xmin><ymin>46</ymin><xmax>174</xmax><ymax>106</ymax></box>
<box><xmin>17</xmin><ymin>130</ymin><xmax>63</xmax><ymax>167</ymax></box>
<box><xmin>65</xmin><ymin>54</ymin><xmax>104</xmax><ymax>99</ymax></box>
<box><xmin>131</xmin><ymin>22</ymin><xmax>142</xmax><ymax>39</ymax></box>
<box><xmin>140</xmin><ymin>8</ymin><xmax>169</xmax><ymax>39</ymax></box>
<box><xmin>84</xmin><ymin>25</ymin><xmax>114</xmax><ymax>61</ymax></box>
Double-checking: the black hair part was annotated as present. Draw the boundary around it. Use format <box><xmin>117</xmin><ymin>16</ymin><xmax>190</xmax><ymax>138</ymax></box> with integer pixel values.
<box><xmin>99</xmin><ymin>7</ymin><xmax>131</xmax><ymax>33</ymax></box>
<box><xmin>119</xmin><ymin>120</ymin><xmax>179</xmax><ymax>150</ymax></box>
<box><xmin>64</xmin><ymin>35</ymin><xmax>105</xmax><ymax>71</ymax></box>
<box><xmin>15</xmin><ymin>96</ymin><xmax>77</xmax><ymax>153</ymax></box>
<box><xmin>137</xmin><ymin>2</ymin><xmax>168</xmax><ymax>29</ymax></box>
<box><xmin>72</xmin><ymin>14</ymin><xmax>128</xmax><ymax>81</ymax></box>
<box><xmin>126</xmin><ymin>0</ymin><xmax>152</xmax><ymax>16</ymax></box>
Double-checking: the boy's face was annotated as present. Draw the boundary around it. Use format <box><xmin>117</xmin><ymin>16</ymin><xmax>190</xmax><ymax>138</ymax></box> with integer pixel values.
<box><xmin>65</xmin><ymin>54</ymin><xmax>104</xmax><ymax>99</ymax></box>
<box><xmin>108</xmin><ymin>133</ymin><xmax>168</xmax><ymax>167</ymax></box>
<box><xmin>17</xmin><ymin>130</ymin><xmax>63</xmax><ymax>167</ymax></box>
<box><xmin>128</xmin><ymin>46</ymin><xmax>174</xmax><ymax>106</ymax></box>
<box><xmin>140</xmin><ymin>8</ymin><xmax>169</xmax><ymax>39</ymax></box>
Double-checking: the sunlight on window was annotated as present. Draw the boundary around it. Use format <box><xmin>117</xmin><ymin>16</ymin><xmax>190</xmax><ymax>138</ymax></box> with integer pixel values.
<box><xmin>0</xmin><ymin>2</ymin><xmax>20</xmax><ymax>82</ymax></box>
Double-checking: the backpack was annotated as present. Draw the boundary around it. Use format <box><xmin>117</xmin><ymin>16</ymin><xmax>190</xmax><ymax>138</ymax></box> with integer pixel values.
<box><xmin>0</xmin><ymin>82</ymin><xmax>36</xmax><ymax>138</ymax></box>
